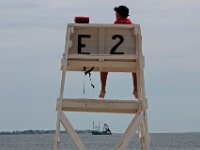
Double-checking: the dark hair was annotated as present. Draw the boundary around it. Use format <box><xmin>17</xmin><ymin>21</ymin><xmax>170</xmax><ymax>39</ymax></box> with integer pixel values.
<box><xmin>114</xmin><ymin>5</ymin><xmax>129</xmax><ymax>18</ymax></box>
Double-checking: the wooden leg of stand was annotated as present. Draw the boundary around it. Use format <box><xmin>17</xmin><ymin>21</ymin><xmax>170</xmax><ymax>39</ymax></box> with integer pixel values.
<box><xmin>54</xmin><ymin>111</ymin><xmax>61</xmax><ymax>150</ymax></box>
<box><xmin>114</xmin><ymin>112</ymin><xmax>143</xmax><ymax>150</ymax></box>
<box><xmin>60</xmin><ymin>112</ymin><xmax>86</xmax><ymax>150</ymax></box>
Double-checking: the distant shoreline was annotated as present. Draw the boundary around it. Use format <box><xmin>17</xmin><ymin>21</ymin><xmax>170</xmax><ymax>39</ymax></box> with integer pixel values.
<box><xmin>0</xmin><ymin>129</ymin><xmax>92</xmax><ymax>135</ymax></box>
<box><xmin>0</xmin><ymin>130</ymin><xmax>199</xmax><ymax>135</ymax></box>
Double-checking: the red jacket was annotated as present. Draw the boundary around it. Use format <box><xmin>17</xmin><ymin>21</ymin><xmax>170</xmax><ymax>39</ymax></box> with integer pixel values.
<box><xmin>114</xmin><ymin>18</ymin><xmax>133</xmax><ymax>24</ymax></box>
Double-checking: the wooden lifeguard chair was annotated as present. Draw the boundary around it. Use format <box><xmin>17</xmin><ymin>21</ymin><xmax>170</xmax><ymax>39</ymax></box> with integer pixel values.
<box><xmin>54</xmin><ymin>23</ymin><xmax>150</xmax><ymax>150</ymax></box>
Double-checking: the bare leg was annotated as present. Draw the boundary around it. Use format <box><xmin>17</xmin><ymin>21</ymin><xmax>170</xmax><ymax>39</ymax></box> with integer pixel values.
<box><xmin>99</xmin><ymin>72</ymin><xmax>108</xmax><ymax>98</ymax></box>
<box><xmin>132</xmin><ymin>73</ymin><xmax>138</xmax><ymax>99</ymax></box>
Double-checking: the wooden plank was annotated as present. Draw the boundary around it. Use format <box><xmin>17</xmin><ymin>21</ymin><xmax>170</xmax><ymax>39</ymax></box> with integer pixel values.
<box><xmin>67</xmin><ymin>60</ymin><xmax>136</xmax><ymax>68</ymax></box>
<box><xmin>139</xmin><ymin>119</ymin><xmax>150</xmax><ymax>150</ymax></box>
<box><xmin>67</xmin><ymin>54</ymin><xmax>138</xmax><ymax>60</ymax></box>
<box><xmin>67</xmin><ymin>24</ymin><xmax>138</xmax><ymax>55</ymax></box>
<box><xmin>61</xmin><ymin>58</ymin><xmax>137</xmax><ymax>72</ymax></box>
<box><xmin>65</xmin><ymin>66</ymin><xmax>137</xmax><ymax>72</ymax></box>
<box><xmin>60</xmin><ymin>98</ymin><xmax>138</xmax><ymax>114</ymax></box>
<box><xmin>114</xmin><ymin>112</ymin><xmax>143</xmax><ymax>150</ymax></box>
<box><xmin>60</xmin><ymin>112</ymin><xmax>86</xmax><ymax>150</ymax></box>
<box><xmin>53</xmin><ymin>112</ymin><xmax>61</xmax><ymax>150</ymax></box>
<box><xmin>61</xmin><ymin>54</ymin><xmax>138</xmax><ymax>72</ymax></box>
<box><xmin>68</xmin><ymin>23</ymin><xmax>138</xmax><ymax>30</ymax></box>
<box><xmin>98</xmin><ymin>28</ymin><xmax>105</xmax><ymax>54</ymax></box>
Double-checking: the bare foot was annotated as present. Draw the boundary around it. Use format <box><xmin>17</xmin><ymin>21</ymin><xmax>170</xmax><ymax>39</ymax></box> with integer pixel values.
<box><xmin>99</xmin><ymin>91</ymin><xmax>106</xmax><ymax>98</ymax></box>
<box><xmin>133</xmin><ymin>90</ymin><xmax>138</xmax><ymax>99</ymax></box>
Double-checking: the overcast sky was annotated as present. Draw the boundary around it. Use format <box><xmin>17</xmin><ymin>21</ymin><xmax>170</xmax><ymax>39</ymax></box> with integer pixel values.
<box><xmin>0</xmin><ymin>0</ymin><xmax>200</xmax><ymax>133</ymax></box>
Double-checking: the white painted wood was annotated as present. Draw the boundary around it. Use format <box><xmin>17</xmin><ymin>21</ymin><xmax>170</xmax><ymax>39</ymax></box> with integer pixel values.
<box><xmin>114</xmin><ymin>112</ymin><xmax>143</xmax><ymax>150</ymax></box>
<box><xmin>67</xmin><ymin>24</ymin><xmax>137</xmax><ymax>55</ymax></box>
<box><xmin>60</xmin><ymin>112</ymin><xmax>86</xmax><ymax>150</ymax></box>
<box><xmin>61</xmin><ymin>54</ymin><xmax>138</xmax><ymax>72</ymax></box>
<box><xmin>140</xmin><ymin>117</ymin><xmax>150</xmax><ymax>150</ymax></box>
<box><xmin>60</xmin><ymin>99</ymin><xmax>138</xmax><ymax>114</ymax></box>
<box><xmin>136</xmin><ymin>26</ymin><xmax>150</xmax><ymax>150</ymax></box>
<box><xmin>64</xmin><ymin>60</ymin><xmax>137</xmax><ymax>72</ymax></box>
<box><xmin>54</xmin><ymin>37</ymin><xmax>69</xmax><ymax>150</ymax></box>
<box><xmin>54</xmin><ymin>23</ymin><xmax>150</xmax><ymax>150</ymax></box>
<box><xmin>67</xmin><ymin>54</ymin><xmax>138</xmax><ymax>60</ymax></box>
<box><xmin>54</xmin><ymin>70</ymin><xmax>67</xmax><ymax>150</ymax></box>
<box><xmin>98</xmin><ymin>28</ymin><xmax>106</xmax><ymax>54</ymax></box>
<box><xmin>53</xmin><ymin>112</ymin><xmax>61</xmax><ymax>150</ymax></box>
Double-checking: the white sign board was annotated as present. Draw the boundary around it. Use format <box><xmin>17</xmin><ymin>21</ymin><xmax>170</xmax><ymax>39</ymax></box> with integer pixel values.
<box><xmin>66</xmin><ymin>24</ymin><xmax>137</xmax><ymax>55</ymax></box>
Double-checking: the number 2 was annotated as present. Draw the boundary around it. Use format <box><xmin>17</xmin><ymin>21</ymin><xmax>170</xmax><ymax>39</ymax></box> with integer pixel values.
<box><xmin>110</xmin><ymin>35</ymin><xmax>124</xmax><ymax>54</ymax></box>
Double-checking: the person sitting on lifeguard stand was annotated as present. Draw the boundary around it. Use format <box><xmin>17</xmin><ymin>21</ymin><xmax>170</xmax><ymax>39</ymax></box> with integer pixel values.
<box><xmin>99</xmin><ymin>5</ymin><xmax>138</xmax><ymax>99</ymax></box>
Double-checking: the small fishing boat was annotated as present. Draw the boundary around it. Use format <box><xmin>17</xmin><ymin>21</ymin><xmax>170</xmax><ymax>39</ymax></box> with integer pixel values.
<box><xmin>91</xmin><ymin>122</ymin><xmax>112</xmax><ymax>135</ymax></box>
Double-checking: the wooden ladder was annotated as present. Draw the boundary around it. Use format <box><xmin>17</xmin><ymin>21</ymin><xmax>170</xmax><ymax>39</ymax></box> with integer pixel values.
<box><xmin>54</xmin><ymin>23</ymin><xmax>150</xmax><ymax>150</ymax></box>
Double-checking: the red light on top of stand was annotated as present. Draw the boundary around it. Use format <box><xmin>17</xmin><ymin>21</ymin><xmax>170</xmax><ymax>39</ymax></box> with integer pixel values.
<box><xmin>74</xmin><ymin>16</ymin><xmax>89</xmax><ymax>23</ymax></box>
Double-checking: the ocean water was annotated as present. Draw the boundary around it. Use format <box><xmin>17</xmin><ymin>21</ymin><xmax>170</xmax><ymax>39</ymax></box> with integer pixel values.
<box><xmin>0</xmin><ymin>133</ymin><xmax>200</xmax><ymax>150</ymax></box>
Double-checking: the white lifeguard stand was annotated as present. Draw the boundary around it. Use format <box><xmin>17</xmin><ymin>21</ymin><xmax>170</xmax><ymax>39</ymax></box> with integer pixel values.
<box><xmin>54</xmin><ymin>23</ymin><xmax>150</xmax><ymax>150</ymax></box>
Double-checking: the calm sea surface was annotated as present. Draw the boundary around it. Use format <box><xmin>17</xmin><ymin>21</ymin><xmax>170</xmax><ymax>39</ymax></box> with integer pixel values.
<box><xmin>0</xmin><ymin>133</ymin><xmax>200</xmax><ymax>150</ymax></box>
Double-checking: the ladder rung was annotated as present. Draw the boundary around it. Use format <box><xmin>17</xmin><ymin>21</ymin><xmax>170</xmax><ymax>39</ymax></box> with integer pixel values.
<box><xmin>59</xmin><ymin>98</ymin><xmax>138</xmax><ymax>114</ymax></box>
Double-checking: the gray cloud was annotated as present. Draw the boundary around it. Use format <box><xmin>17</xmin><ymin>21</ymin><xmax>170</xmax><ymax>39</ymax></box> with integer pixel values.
<box><xmin>0</xmin><ymin>0</ymin><xmax>200</xmax><ymax>132</ymax></box>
